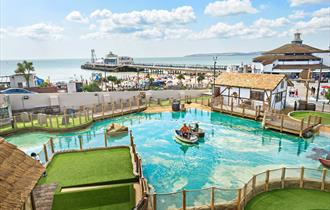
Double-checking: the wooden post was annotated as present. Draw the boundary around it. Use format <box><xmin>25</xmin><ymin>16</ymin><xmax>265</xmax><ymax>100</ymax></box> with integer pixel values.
<box><xmin>265</xmin><ymin>170</ymin><xmax>270</xmax><ymax>191</ymax></box>
<box><xmin>242</xmin><ymin>105</ymin><xmax>245</xmax><ymax>117</ymax></box>
<box><xmin>104</xmin><ymin>130</ymin><xmax>108</xmax><ymax>147</ymax></box>
<box><xmin>255</xmin><ymin>106</ymin><xmax>258</xmax><ymax>120</ymax></box>
<box><xmin>45</xmin><ymin>115</ymin><xmax>49</xmax><ymax>127</ymax></box>
<box><xmin>13</xmin><ymin>116</ymin><xmax>17</xmax><ymax>129</ymax></box>
<box><xmin>280</xmin><ymin>115</ymin><xmax>284</xmax><ymax>132</ymax></box>
<box><xmin>236</xmin><ymin>188</ymin><xmax>241</xmax><ymax>210</ymax></box>
<box><xmin>79</xmin><ymin>135</ymin><xmax>83</xmax><ymax>150</ymax></box>
<box><xmin>153</xmin><ymin>193</ymin><xmax>157</xmax><ymax>210</ymax></box>
<box><xmin>182</xmin><ymin>190</ymin><xmax>186</xmax><ymax>210</ymax></box>
<box><xmin>322</xmin><ymin>102</ymin><xmax>325</xmax><ymax>112</ymax></box>
<box><xmin>72</xmin><ymin>114</ymin><xmax>75</xmax><ymax>126</ymax></box>
<box><xmin>299</xmin><ymin>119</ymin><xmax>305</xmax><ymax>137</ymax></box>
<box><xmin>321</xmin><ymin>169</ymin><xmax>327</xmax><ymax>190</ymax></box>
<box><xmin>318</xmin><ymin>116</ymin><xmax>322</xmax><ymax>125</ymax></box>
<box><xmin>121</xmin><ymin>100</ymin><xmax>124</xmax><ymax>115</ymax></box>
<box><xmin>137</xmin><ymin>97</ymin><xmax>140</xmax><ymax>109</ymax></box>
<box><xmin>30</xmin><ymin>113</ymin><xmax>34</xmax><ymax>127</ymax></box>
<box><xmin>220</xmin><ymin>99</ymin><xmax>223</xmax><ymax>111</ymax></box>
<box><xmin>91</xmin><ymin>107</ymin><xmax>94</xmax><ymax>119</ymax></box>
<box><xmin>23</xmin><ymin>115</ymin><xmax>26</xmax><ymax>128</ymax></box>
<box><xmin>300</xmin><ymin>167</ymin><xmax>304</xmax><ymax>188</ymax></box>
<box><xmin>50</xmin><ymin>137</ymin><xmax>55</xmax><ymax>154</ymax></box>
<box><xmin>252</xmin><ymin>175</ymin><xmax>256</xmax><ymax>195</ymax></box>
<box><xmin>231</xmin><ymin>98</ymin><xmax>234</xmax><ymax>114</ymax></box>
<box><xmin>211</xmin><ymin>187</ymin><xmax>215</xmax><ymax>210</ymax></box>
<box><xmin>79</xmin><ymin>111</ymin><xmax>82</xmax><ymax>125</ymax></box>
<box><xmin>129</xmin><ymin>98</ymin><xmax>132</xmax><ymax>112</ymax></box>
<box><xmin>102</xmin><ymin>103</ymin><xmax>105</xmax><ymax>118</ymax></box>
<box><xmin>281</xmin><ymin>167</ymin><xmax>286</xmax><ymax>188</ymax></box>
<box><xmin>64</xmin><ymin>113</ymin><xmax>67</xmax><ymax>127</ymax></box>
<box><xmin>243</xmin><ymin>184</ymin><xmax>247</xmax><ymax>206</ymax></box>
<box><xmin>43</xmin><ymin>144</ymin><xmax>48</xmax><ymax>162</ymax></box>
<box><xmin>307</xmin><ymin>115</ymin><xmax>311</xmax><ymax>128</ymax></box>
<box><xmin>49</xmin><ymin>115</ymin><xmax>53</xmax><ymax>128</ymax></box>
<box><xmin>56</xmin><ymin>115</ymin><xmax>59</xmax><ymax>128</ymax></box>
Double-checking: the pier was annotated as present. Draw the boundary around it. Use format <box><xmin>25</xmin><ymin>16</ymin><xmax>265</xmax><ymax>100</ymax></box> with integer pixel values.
<box><xmin>81</xmin><ymin>63</ymin><xmax>229</xmax><ymax>75</ymax></box>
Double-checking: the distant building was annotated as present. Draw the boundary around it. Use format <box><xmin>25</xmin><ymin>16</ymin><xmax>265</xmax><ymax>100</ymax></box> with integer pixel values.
<box><xmin>103</xmin><ymin>51</ymin><xmax>134</xmax><ymax>66</ymax></box>
<box><xmin>252</xmin><ymin>33</ymin><xmax>330</xmax><ymax>79</ymax></box>
<box><xmin>214</xmin><ymin>73</ymin><xmax>288</xmax><ymax>110</ymax></box>
<box><xmin>10</xmin><ymin>73</ymin><xmax>36</xmax><ymax>88</ymax></box>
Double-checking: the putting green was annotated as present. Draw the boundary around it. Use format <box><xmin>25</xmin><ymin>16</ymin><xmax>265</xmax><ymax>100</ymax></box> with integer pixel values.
<box><xmin>245</xmin><ymin>189</ymin><xmax>330</xmax><ymax>210</ymax></box>
<box><xmin>289</xmin><ymin>111</ymin><xmax>330</xmax><ymax>125</ymax></box>
<box><xmin>38</xmin><ymin>147</ymin><xmax>137</xmax><ymax>189</ymax></box>
<box><xmin>52</xmin><ymin>184</ymin><xmax>135</xmax><ymax>210</ymax></box>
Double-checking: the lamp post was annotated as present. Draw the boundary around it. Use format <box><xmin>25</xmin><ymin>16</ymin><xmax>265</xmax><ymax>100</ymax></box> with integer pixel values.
<box><xmin>213</xmin><ymin>56</ymin><xmax>218</xmax><ymax>96</ymax></box>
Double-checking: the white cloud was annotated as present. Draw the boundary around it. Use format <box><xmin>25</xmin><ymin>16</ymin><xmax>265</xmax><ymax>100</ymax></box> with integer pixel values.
<box><xmin>289</xmin><ymin>10</ymin><xmax>307</xmax><ymax>19</ymax></box>
<box><xmin>66</xmin><ymin>11</ymin><xmax>89</xmax><ymax>23</ymax></box>
<box><xmin>90</xmin><ymin>9</ymin><xmax>112</xmax><ymax>18</ymax></box>
<box><xmin>190</xmin><ymin>21</ymin><xmax>281</xmax><ymax>40</ymax></box>
<box><xmin>0</xmin><ymin>28</ymin><xmax>7</xmax><ymax>39</ymax></box>
<box><xmin>15</xmin><ymin>23</ymin><xmax>64</xmax><ymax>40</ymax></box>
<box><xmin>295</xmin><ymin>16</ymin><xmax>330</xmax><ymax>33</ymax></box>
<box><xmin>204</xmin><ymin>0</ymin><xmax>257</xmax><ymax>17</ymax></box>
<box><xmin>80</xmin><ymin>32</ymin><xmax>109</xmax><ymax>40</ymax></box>
<box><xmin>83</xmin><ymin>6</ymin><xmax>196</xmax><ymax>40</ymax></box>
<box><xmin>89</xmin><ymin>24</ymin><xmax>97</xmax><ymax>30</ymax></box>
<box><xmin>313</xmin><ymin>7</ymin><xmax>330</xmax><ymax>17</ymax></box>
<box><xmin>133</xmin><ymin>28</ymin><xmax>191</xmax><ymax>40</ymax></box>
<box><xmin>253</xmin><ymin>17</ymin><xmax>290</xmax><ymax>28</ymax></box>
<box><xmin>289</xmin><ymin>0</ymin><xmax>329</xmax><ymax>6</ymax></box>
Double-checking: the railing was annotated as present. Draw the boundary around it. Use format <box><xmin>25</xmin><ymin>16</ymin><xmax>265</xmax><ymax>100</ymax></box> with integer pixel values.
<box><xmin>317</xmin><ymin>102</ymin><xmax>330</xmax><ymax>113</ymax></box>
<box><xmin>263</xmin><ymin>111</ymin><xmax>321</xmax><ymax>137</ymax></box>
<box><xmin>0</xmin><ymin>96</ymin><xmax>147</xmax><ymax>135</ymax></box>
<box><xmin>148</xmin><ymin>167</ymin><xmax>329</xmax><ymax>210</ymax></box>
<box><xmin>212</xmin><ymin>96</ymin><xmax>263</xmax><ymax>120</ymax></box>
<box><xmin>147</xmin><ymin>95</ymin><xmax>212</xmax><ymax>107</ymax></box>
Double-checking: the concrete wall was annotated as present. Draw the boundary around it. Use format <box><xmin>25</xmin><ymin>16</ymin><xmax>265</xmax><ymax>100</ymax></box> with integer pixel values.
<box><xmin>7</xmin><ymin>90</ymin><xmax>206</xmax><ymax>111</ymax></box>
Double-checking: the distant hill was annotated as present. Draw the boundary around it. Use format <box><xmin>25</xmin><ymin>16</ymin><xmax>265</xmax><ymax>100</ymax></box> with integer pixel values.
<box><xmin>184</xmin><ymin>51</ymin><xmax>263</xmax><ymax>57</ymax></box>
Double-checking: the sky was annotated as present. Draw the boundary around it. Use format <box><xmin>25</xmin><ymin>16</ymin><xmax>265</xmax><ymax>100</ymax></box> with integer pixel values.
<box><xmin>0</xmin><ymin>0</ymin><xmax>329</xmax><ymax>59</ymax></box>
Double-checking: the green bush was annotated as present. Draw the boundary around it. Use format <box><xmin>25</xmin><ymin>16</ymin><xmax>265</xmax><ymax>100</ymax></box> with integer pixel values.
<box><xmin>82</xmin><ymin>82</ymin><xmax>101</xmax><ymax>92</ymax></box>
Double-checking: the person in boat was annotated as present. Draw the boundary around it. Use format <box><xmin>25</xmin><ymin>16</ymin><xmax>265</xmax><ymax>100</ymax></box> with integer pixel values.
<box><xmin>180</xmin><ymin>123</ymin><xmax>190</xmax><ymax>138</ymax></box>
<box><xmin>193</xmin><ymin>123</ymin><xmax>199</xmax><ymax>132</ymax></box>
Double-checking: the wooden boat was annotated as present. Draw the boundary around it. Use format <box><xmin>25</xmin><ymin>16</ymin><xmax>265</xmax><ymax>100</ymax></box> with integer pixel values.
<box><xmin>189</xmin><ymin>124</ymin><xmax>205</xmax><ymax>138</ymax></box>
<box><xmin>319</xmin><ymin>158</ymin><xmax>330</xmax><ymax>169</ymax></box>
<box><xmin>106</xmin><ymin>123</ymin><xmax>128</xmax><ymax>136</ymax></box>
<box><xmin>174</xmin><ymin>130</ymin><xmax>198</xmax><ymax>144</ymax></box>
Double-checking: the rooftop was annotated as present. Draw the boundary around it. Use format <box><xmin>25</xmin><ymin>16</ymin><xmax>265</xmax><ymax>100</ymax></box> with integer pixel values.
<box><xmin>273</xmin><ymin>64</ymin><xmax>330</xmax><ymax>70</ymax></box>
<box><xmin>215</xmin><ymin>72</ymin><xmax>286</xmax><ymax>90</ymax></box>
<box><xmin>253</xmin><ymin>54</ymin><xmax>321</xmax><ymax>65</ymax></box>
<box><xmin>0</xmin><ymin>138</ymin><xmax>44</xmax><ymax>209</ymax></box>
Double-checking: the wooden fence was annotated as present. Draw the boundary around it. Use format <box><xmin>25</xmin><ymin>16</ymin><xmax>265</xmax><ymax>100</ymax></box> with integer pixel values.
<box><xmin>263</xmin><ymin>111</ymin><xmax>321</xmax><ymax>137</ymax></box>
<box><xmin>148</xmin><ymin>167</ymin><xmax>329</xmax><ymax>210</ymax></box>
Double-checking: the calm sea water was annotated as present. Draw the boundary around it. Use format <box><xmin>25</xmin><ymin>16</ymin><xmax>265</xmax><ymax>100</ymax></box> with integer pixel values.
<box><xmin>6</xmin><ymin>109</ymin><xmax>329</xmax><ymax>204</ymax></box>
<box><xmin>0</xmin><ymin>55</ymin><xmax>256</xmax><ymax>82</ymax></box>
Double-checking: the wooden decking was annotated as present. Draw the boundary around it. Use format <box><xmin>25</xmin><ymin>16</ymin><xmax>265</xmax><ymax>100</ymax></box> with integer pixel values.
<box><xmin>211</xmin><ymin>99</ymin><xmax>321</xmax><ymax>137</ymax></box>
<box><xmin>92</xmin><ymin>105</ymin><xmax>147</xmax><ymax>121</ymax></box>
<box><xmin>262</xmin><ymin>112</ymin><xmax>321</xmax><ymax>137</ymax></box>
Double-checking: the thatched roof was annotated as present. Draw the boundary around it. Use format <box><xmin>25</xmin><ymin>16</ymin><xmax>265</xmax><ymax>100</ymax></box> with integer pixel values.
<box><xmin>264</xmin><ymin>43</ymin><xmax>329</xmax><ymax>54</ymax></box>
<box><xmin>273</xmin><ymin>64</ymin><xmax>330</xmax><ymax>70</ymax></box>
<box><xmin>0</xmin><ymin>138</ymin><xmax>45</xmax><ymax>210</ymax></box>
<box><xmin>253</xmin><ymin>54</ymin><xmax>321</xmax><ymax>65</ymax></box>
<box><xmin>215</xmin><ymin>73</ymin><xmax>286</xmax><ymax>91</ymax></box>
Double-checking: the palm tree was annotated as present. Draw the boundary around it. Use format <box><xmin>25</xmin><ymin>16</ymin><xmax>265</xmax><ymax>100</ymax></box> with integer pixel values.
<box><xmin>15</xmin><ymin>61</ymin><xmax>35</xmax><ymax>88</ymax></box>
<box><xmin>197</xmin><ymin>73</ymin><xmax>205</xmax><ymax>84</ymax></box>
<box><xmin>177</xmin><ymin>74</ymin><xmax>185</xmax><ymax>86</ymax></box>
<box><xmin>107</xmin><ymin>75</ymin><xmax>118</xmax><ymax>90</ymax></box>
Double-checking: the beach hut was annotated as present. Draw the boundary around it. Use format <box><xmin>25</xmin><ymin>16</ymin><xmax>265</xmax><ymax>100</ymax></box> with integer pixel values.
<box><xmin>0</xmin><ymin>138</ymin><xmax>45</xmax><ymax>210</ymax></box>
<box><xmin>214</xmin><ymin>73</ymin><xmax>288</xmax><ymax>110</ymax></box>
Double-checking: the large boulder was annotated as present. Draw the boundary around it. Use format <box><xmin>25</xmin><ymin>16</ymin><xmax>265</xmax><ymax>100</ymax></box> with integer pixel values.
<box><xmin>106</xmin><ymin>123</ymin><xmax>128</xmax><ymax>136</ymax></box>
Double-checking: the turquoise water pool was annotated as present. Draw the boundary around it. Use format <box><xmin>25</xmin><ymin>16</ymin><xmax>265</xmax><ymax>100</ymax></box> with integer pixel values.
<box><xmin>6</xmin><ymin>109</ymin><xmax>329</xmax><ymax>194</ymax></box>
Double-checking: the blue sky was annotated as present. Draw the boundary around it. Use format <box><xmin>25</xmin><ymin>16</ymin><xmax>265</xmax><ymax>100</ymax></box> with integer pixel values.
<box><xmin>0</xmin><ymin>0</ymin><xmax>329</xmax><ymax>59</ymax></box>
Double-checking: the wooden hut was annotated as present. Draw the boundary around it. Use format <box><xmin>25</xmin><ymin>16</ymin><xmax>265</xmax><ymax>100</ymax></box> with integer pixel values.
<box><xmin>214</xmin><ymin>73</ymin><xmax>288</xmax><ymax>110</ymax></box>
<box><xmin>0</xmin><ymin>138</ymin><xmax>45</xmax><ymax>210</ymax></box>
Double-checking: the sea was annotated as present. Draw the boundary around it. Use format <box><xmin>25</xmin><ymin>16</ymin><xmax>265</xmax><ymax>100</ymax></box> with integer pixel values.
<box><xmin>0</xmin><ymin>55</ymin><xmax>257</xmax><ymax>82</ymax></box>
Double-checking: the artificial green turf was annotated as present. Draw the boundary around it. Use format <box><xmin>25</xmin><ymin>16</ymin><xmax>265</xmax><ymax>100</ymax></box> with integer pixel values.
<box><xmin>52</xmin><ymin>184</ymin><xmax>135</xmax><ymax>210</ymax></box>
<box><xmin>38</xmin><ymin>148</ymin><xmax>137</xmax><ymax>189</ymax></box>
<box><xmin>290</xmin><ymin>111</ymin><xmax>330</xmax><ymax>125</ymax></box>
<box><xmin>245</xmin><ymin>189</ymin><xmax>330</xmax><ymax>210</ymax></box>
